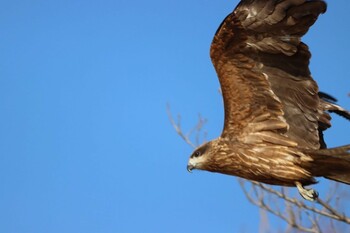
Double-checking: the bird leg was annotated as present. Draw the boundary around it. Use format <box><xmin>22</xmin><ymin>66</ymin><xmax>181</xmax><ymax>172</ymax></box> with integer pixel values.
<box><xmin>295</xmin><ymin>181</ymin><xmax>318</xmax><ymax>201</ymax></box>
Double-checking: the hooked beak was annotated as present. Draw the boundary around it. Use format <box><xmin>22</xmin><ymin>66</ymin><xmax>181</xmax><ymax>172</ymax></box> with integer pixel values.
<box><xmin>187</xmin><ymin>164</ymin><xmax>194</xmax><ymax>173</ymax></box>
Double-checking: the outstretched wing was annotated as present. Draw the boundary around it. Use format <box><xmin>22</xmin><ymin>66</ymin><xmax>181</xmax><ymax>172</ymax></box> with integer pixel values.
<box><xmin>210</xmin><ymin>0</ymin><xmax>327</xmax><ymax>149</ymax></box>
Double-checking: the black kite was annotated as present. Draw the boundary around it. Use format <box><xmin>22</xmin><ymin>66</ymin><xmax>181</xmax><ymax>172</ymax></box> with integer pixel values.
<box><xmin>187</xmin><ymin>0</ymin><xmax>350</xmax><ymax>201</ymax></box>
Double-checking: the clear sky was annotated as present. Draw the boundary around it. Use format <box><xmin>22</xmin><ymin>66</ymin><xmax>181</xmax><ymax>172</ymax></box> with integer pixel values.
<box><xmin>1</xmin><ymin>0</ymin><xmax>350</xmax><ymax>232</ymax></box>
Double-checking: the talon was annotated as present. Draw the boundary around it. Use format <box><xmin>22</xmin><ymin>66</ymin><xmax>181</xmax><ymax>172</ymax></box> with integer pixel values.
<box><xmin>295</xmin><ymin>181</ymin><xmax>318</xmax><ymax>201</ymax></box>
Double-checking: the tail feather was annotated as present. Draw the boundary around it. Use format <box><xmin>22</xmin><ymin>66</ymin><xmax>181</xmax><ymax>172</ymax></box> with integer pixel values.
<box><xmin>329</xmin><ymin>108</ymin><xmax>350</xmax><ymax>121</ymax></box>
<box><xmin>320</xmin><ymin>97</ymin><xmax>350</xmax><ymax>121</ymax></box>
<box><xmin>308</xmin><ymin>145</ymin><xmax>350</xmax><ymax>185</ymax></box>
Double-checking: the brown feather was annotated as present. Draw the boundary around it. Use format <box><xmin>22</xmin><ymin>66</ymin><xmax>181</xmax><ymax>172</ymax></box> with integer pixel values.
<box><xmin>306</xmin><ymin>145</ymin><xmax>350</xmax><ymax>184</ymax></box>
<box><xmin>210</xmin><ymin>0</ymin><xmax>327</xmax><ymax>149</ymax></box>
<box><xmin>187</xmin><ymin>0</ymin><xmax>350</xmax><ymax>198</ymax></box>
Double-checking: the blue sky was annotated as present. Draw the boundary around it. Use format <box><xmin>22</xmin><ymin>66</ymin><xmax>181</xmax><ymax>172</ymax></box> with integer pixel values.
<box><xmin>1</xmin><ymin>0</ymin><xmax>349</xmax><ymax>232</ymax></box>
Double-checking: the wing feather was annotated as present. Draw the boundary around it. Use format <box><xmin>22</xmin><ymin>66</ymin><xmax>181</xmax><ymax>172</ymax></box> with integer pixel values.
<box><xmin>210</xmin><ymin>0</ymin><xmax>327</xmax><ymax>149</ymax></box>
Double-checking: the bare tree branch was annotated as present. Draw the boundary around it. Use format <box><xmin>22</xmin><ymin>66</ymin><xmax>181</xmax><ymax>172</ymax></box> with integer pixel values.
<box><xmin>166</xmin><ymin>104</ymin><xmax>207</xmax><ymax>148</ymax></box>
<box><xmin>248</xmin><ymin>182</ymin><xmax>350</xmax><ymax>224</ymax></box>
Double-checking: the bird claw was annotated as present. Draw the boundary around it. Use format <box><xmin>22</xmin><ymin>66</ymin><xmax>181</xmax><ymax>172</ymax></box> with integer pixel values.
<box><xmin>295</xmin><ymin>182</ymin><xmax>318</xmax><ymax>201</ymax></box>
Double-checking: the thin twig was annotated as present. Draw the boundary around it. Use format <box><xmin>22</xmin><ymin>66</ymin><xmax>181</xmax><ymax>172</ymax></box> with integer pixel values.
<box><xmin>239</xmin><ymin>180</ymin><xmax>317</xmax><ymax>233</ymax></box>
<box><xmin>166</xmin><ymin>104</ymin><xmax>196</xmax><ymax>148</ymax></box>
<box><xmin>252</xmin><ymin>182</ymin><xmax>350</xmax><ymax>224</ymax></box>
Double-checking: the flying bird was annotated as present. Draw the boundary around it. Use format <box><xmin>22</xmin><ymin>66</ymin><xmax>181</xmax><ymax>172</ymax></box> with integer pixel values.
<box><xmin>187</xmin><ymin>0</ymin><xmax>350</xmax><ymax>201</ymax></box>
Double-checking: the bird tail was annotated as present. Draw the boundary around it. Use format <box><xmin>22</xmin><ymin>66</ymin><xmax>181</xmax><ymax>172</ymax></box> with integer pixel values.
<box><xmin>307</xmin><ymin>145</ymin><xmax>350</xmax><ymax>184</ymax></box>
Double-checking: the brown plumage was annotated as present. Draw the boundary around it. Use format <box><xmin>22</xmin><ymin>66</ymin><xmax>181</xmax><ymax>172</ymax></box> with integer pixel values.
<box><xmin>187</xmin><ymin>0</ymin><xmax>350</xmax><ymax>201</ymax></box>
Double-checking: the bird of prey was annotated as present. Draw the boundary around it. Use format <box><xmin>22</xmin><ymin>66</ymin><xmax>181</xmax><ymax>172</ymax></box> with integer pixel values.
<box><xmin>187</xmin><ymin>0</ymin><xmax>350</xmax><ymax>201</ymax></box>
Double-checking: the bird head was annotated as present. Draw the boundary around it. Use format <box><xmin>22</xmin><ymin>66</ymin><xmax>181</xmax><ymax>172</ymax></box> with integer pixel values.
<box><xmin>187</xmin><ymin>141</ymin><xmax>212</xmax><ymax>172</ymax></box>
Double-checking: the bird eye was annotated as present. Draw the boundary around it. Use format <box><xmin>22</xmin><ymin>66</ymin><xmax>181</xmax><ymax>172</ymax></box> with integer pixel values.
<box><xmin>194</xmin><ymin>151</ymin><xmax>201</xmax><ymax>157</ymax></box>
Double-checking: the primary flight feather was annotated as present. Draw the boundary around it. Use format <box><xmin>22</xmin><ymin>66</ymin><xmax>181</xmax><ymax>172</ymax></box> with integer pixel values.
<box><xmin>187</xmin><ymin>0</ymin><xmax>350</xmax><ymax>201</ymax></box>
